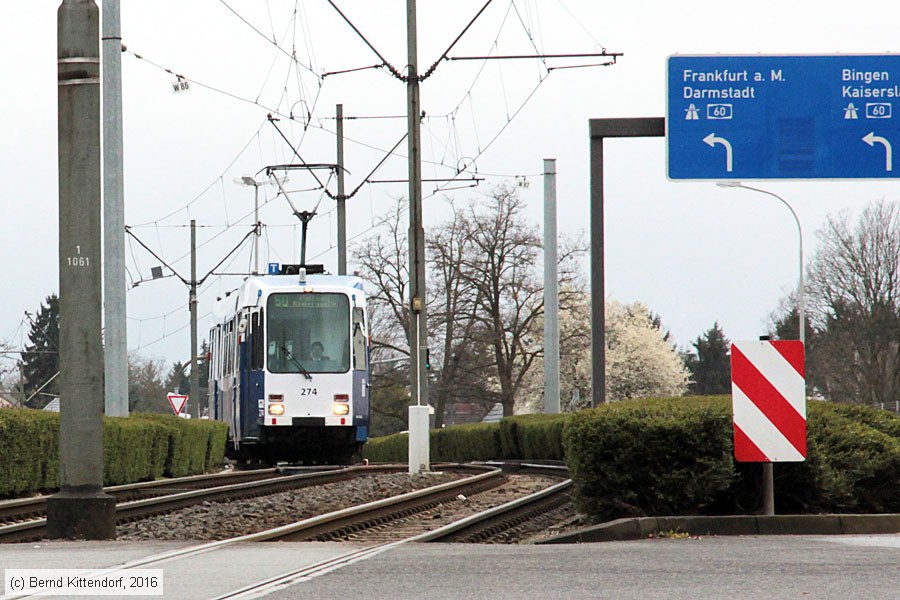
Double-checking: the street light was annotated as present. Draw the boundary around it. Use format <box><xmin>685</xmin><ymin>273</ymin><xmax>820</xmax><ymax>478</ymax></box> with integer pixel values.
<box><xmin>717</xmin><ymin>182</ymin><xmax>805</xmax><ymax>346</ymax></box>
<box><xmin>234</xmin><ymin>175</ymin><xmax>287</xmax><ymax>274</ymax></box>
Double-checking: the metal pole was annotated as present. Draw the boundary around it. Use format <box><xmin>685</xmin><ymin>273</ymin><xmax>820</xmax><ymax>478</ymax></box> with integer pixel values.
<box><xmin>18</xmin><ymin>361</ymin><xmax>26</xmax><ymax>406</ymax></box>
<box><xmin>102</xmin><ymin>0</ymin><xmax>128</xmax><ymax>416</ymax></box>
<box><xmin>336</xmin><ymin>104</ymin><xmax>347</xmax><ymax>275</ymax></box>
<box><xmin>590</xmin><ymin>135</ymin><xmax>605</xmax><ymax>407</ymax></box>
<box><xmin>762</xmin><ymin>462</ymin><xmax>775</xmax><ymax>515</ymax></box>
<box><xmin>588</xmin><ymin>118</ymin><xmax>666</xmax><ymax>407</ymax></box>
<box><xmin>721</xmin><ymin>183</ymin><xmax>805</xmax><ymax>346</ymax></box>
<box><xmin>407</xmin><ymin>0</ymin><xmax>430</xmax><ymax>474</ymax></box>
<box><xmin>190</xmin><ymin>219</ymin><xmax>199</xmax><ymax>418</ymax></box>
<box><xmin>253</xmin><ymin>185</ymin><xmax>260</xmax><ymax>275</ymax></box>
<box><xmin>48</xmin><ymin>0</ymin><xmax>115</xmax><ymax>539</ymax></box>
<box><xmin>543</xmin><ymin>159</ymin><xmax>560</xmax><ymax>414</ymax></box>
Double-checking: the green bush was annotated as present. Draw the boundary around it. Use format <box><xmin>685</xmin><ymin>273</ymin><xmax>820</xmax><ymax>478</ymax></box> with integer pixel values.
<box><xmin>200</xmin><ymin>419</ymin><xmax>229</xmax><ymax>471</ymax></box>
<box><xmin>363</xmin><ymin>414</ymin><xmax>569</xmax><ymax>463</ymax></box>
<box><xmin>813</xmin><ymin>401</ymin><xmax>900</xmax><ymax>440</ymax></box>
<box><xmin>102</xmin><ymin>417</ymin><xmax>169</xmax><ymax>485</ymax></box>
<box><xmin>0</xmin><ymin>409</ymin><xmax>59</xmax><ymax>495</ymax></box>
<box><xmin>0</xmin><ymin>410</ymin><xmax>228</xmax><ymax>497</ymax></box>
<box><xmin>564</xmin><ymin>396</ymin><xmax>735</xmax><ymax>518</ymax></box>
<box><xmin>131</xmin><ymin>413</ymin><xmax>211</xmax><ymax>477</ymax></box>
<box><xmin>359</xmin><ymin>397</ymin><xmax>900</xmax><ymax>519</ymax></box>
<box><xmin>508</xmin><ymin>414</ymin><xmax>569</xmax><ymax>460</ymax></box>
<box><xmin>433</xmin><ymin>423</ymin><xmax>501</xmax><ymax>462</ymax></box>
<box><xmin>497</xmin><ymin>418</ymin><xmax>521</xmax><ymax>459</ymax></box>
<box><xmin>805</xmin><ymin>403</ymin><xmax>900</xmax><ymax>513</ymax></box>
<box><xmin>361</xmin><ymin>430</ymin><xmax>409</xmax><ymax>462</ymax></box>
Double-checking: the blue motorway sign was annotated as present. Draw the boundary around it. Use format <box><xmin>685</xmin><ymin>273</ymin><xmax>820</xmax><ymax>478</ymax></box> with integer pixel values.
<box><xmin>667</xmin><ymin>55</ymin><xmax>900</xmax><ymax>180</ymax></box>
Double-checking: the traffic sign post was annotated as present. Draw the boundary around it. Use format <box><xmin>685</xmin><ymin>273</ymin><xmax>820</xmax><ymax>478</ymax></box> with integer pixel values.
<box><xmin>731</xmin><ymin>339</ymin><xmax>806</xmax><ymax>516</ymax></box>
<box><xmin>668</xmin><ymin>54</ymin><xmax>900</xmax><ymax>180</ymax></box>
<box><xmin>167</xmin><ymin>393</ymin><xmax>188</xmax><ymax>416</ymax></box>
<box><xmin>731</xmin><ymin>340</ymin><xmax>806</xmax><ymax>462</ymax></box>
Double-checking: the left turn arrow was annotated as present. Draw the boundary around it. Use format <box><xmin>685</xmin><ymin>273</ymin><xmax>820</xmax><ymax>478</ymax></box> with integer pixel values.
<box><xmin>703</xmin><ymin>133</ymin><xmax>733</xmax><ymax>172</ymax></box>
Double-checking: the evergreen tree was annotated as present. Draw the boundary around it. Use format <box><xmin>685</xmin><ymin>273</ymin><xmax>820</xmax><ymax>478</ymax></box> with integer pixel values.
<box><xmin>685</xmin><ymin>322</ymin><xmax>731</xmax><ymax>395</ymax></box>
<box><xmin>164</xmin><ymin>341</ymin><xmax>211</xmax><ymax>414</ymax></box>
<box><xmin>128</xmin><ymin>354</ymin><xmax>168</xmax><ymax>413</ymax></box>
<box><xmin>165</xmin><ymin>361</ymin><xmax>189</xmax><ymax>394</ymax></box>
<box><xmin>21</xmin><ymin>294</ymin><xmax>60</xmax><ymax>408</ymax></box>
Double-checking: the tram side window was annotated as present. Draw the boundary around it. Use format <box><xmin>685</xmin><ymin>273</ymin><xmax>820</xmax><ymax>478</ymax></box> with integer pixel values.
<box><xmin>250</xmin><ymin>311</ymin><xmax>264</xmax><ymax>370</ymax></box>
<box><xmin>225</xmin><ymin>320</ymin><xmax>234</xmax><ymax>376</ymax></box>
<box><xmin>215</xmin><ymin>327</ymin><xmax>222</xmax><ymax>379</ymax></box>
<box><xmin>210</xmin><ymin>327</ymin><xmax>219</xmax><ymax>379</ymax></box>
<box><xmin>352</xmin><ymin>307</ymin><xmax>366</xmax><ymax>371</ymax></box>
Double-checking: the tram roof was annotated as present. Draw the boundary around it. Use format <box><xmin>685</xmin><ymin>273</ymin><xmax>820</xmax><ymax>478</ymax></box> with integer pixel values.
<box><xmin>212</xmin><ymin>274</ymin><xmax>366</xmax><ymax>323</ymax></box>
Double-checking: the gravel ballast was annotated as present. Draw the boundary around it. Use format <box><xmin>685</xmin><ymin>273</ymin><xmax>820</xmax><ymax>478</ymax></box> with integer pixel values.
<box><xmin>117</xmin><ymin>472</ymin><xmax>468</xmax><ymax>541</ymax></box>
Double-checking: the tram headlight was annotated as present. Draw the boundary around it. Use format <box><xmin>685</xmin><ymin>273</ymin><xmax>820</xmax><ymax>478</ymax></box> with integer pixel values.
<box><xmin>332</xmin><ymin>403</ymin><xmax>350</xmax><ymax>416</ymax></box>
<box><xmin>268</xmin><ymin>404</ymin><xmax>285</xmax><ymax>416</ymax></box>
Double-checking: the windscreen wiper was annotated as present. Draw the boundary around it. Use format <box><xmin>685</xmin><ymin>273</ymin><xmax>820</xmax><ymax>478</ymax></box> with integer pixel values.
<box><xmin>281</xmin><ymin>345</ymin><xmax>313</xmax><ymax>380</ymax></box>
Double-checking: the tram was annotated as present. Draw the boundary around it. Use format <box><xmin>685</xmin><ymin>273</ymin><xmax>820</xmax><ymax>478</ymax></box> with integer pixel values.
<box><xmin>208</xmin><ymin>264</ymin><xmax>370</xmax><ymax>463</ymax></box>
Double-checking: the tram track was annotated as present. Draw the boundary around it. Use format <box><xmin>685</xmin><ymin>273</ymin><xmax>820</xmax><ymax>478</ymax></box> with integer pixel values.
<box><xmin>1</xmin><ymin>463</ymin><xmax>572</xmax><ymax>545</ymax></box>
<box><xmin>0</xmin><ymin>464</ymin><xmax>413</xmax><ymax>543</ymax></box>
<box><xmin>0</xmin><ymin>467</ymin><xmax>282</xmax><ymax>525</ymax></box>
<box><xmin>2</xmin><ymin>463</ymin><xmax>573</xmax><ymax>600</ymax></box>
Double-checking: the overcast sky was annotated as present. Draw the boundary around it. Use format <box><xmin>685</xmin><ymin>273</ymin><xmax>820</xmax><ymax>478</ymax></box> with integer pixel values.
<box><xmin>3</xmin><ymin>0</ymin><xmax>900</xmax><ymax>375</ymax></box>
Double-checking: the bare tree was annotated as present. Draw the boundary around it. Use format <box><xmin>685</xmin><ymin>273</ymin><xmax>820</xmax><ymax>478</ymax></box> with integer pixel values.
<box><xmin>456</xmin><ymin>185</ymin><xmax>546</xmax><ymax>416</ymax></box>
<box><xmin>803</xmin><ymin>200</ymin><xmax>900</xmax><ymax>404</ymax></box>
<box><xmin>352</xmin><ymin>201</ymin><xmax>413</xmax><ymax>434</ymax></box>
<box><xmin>426</xmin><ymin>201</ymin><xmax>486</xmax><ymax>426</ymax></box>
<box><xmin>354</xmin><ymin>185</ymin><xmax>588</xmax><ymax>424</ymax></box>
<box><xmin>353</xmin><ymin>200</ymin><xmax>411</xmax><ymax>358</ymax></box>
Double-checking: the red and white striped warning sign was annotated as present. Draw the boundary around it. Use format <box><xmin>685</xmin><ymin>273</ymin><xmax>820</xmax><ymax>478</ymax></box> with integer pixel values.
<box><xmin>731</xmin><ymin>340</ymin><xmax>806</xmax><ymax>462</ymax></box>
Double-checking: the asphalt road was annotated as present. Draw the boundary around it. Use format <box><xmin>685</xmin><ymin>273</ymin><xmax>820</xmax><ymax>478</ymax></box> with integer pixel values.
<box><xmin>266</xmin><ymin>535</ymin><xmax>900</xmax><ymax>600</ymax></box>
<box><xmin>2</xmin><ymin>535</ymin><xmax>896</xmax><ymax>599</ymax></box>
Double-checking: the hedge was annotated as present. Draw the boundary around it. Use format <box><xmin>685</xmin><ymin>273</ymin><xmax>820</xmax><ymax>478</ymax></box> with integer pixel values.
<box><xmin>103</xmin><ymin>417</ymin><xmax>169</xmax><ymax>485</ymax></box>
<box><xmin>362</xmin><ymin>430</ymin><xmax>410</xmax><ymax>463</ymax></box>
<box><xmin>564</xmin><ymin>396</ymin><xmax>900</xmax><ymax>519</ymax></box>
<box><xmin>563</xmin><ymin>396</ymin><xmax>735</xmax><ymax>517</ymax></box>
<box><xmin>361</xmin><ymin>414</ymin><xmax>566</xmax><ymax>463</ymax></box>
<box><xmin>0</xmin><ymin>409</ymin><xmax>59</xmax><ymax>495</ymax></box>
<box><xmin>433</xmin><ymin>423</ymin><xmax>501</xmax><ymax>462</ymax></box>
<box><xmin>361</xmin><ymin>397</ymin><xmax>900</xmax><ymax>519</ymax></box>
<box><xmin>0</xmin><ymin>409</ymin><xmax>229</xmax><ymax>497</ymax></box>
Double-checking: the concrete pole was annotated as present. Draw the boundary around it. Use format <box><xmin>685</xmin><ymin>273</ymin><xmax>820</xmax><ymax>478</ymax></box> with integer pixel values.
<box><xmin>336</xmin><ymin>104</ymin><xmax>347</xmax><ymax>275</ymax></box>
<box><xmin>101</xmin><ymin>0</ymin><xmax>128</xmax><ymax>416</ymax></box>
<box><xmin>47</xmin><ymin>0</ymin><xmax>116</xmax><ymax>540</ymax></box>
<box><xmin>406</xmin><ymin>0</ymin><xmax>430</xmax><ymax>474</ymax></box>
<box><xmin>18</xmin><ymin>361</ymin><xmax>26</xmax><ymax>406</ymax></box>
<box><xmin>543</xmin><ymin>159</ymin><xmax>560</xmax><ymax>414</ymax></box>
<box><xmin>190</xmin><ymin>219</ymin><xmax>200</xmax><ymax>418</ymax></box>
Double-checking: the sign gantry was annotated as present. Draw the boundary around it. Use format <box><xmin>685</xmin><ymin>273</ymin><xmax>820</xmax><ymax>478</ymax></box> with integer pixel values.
<box><xmin>668</xmin><ymin>54</ymin><xmax>900</xmax><ymax>180</ymax></box>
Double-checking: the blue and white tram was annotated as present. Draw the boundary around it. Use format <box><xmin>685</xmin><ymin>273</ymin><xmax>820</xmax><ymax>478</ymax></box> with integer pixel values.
<box><xmin>208</xmin><ymin>265</ymin><xmax>370</xmax><ymax>464</ymax></box>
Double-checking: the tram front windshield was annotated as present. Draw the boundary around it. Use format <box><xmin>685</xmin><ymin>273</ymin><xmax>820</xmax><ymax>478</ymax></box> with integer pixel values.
<box><xmin>267</xmin><ymin>293</ymin><xmax>350</xmax><ymax>373</ymax></box>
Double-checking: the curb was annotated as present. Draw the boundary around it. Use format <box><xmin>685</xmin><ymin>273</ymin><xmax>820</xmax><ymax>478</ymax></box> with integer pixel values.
<box><xmin>533</xmin><ymin>513</ymin><xmax>900</xmax><ymax>544</ymax></box>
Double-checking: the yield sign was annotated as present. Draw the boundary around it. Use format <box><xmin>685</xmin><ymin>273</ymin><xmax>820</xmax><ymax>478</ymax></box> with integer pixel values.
<box><xmin>167</xmin><ymin>392</ymin><xmax>188</xmax><ymax>416</ymax></box>
<box><xmin>731</xmin><ymin>340</ymin><xmax>806</xmax><ymax>462</ymax></box>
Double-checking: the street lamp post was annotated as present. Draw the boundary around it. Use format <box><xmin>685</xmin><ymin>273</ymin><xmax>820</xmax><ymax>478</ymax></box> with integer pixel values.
<box><xmin>718</xmin><ymin>182</ymin><xmax>805</xmax><ymax>517</ymax></box>
<box><xmin>234</xmin><ymin>176</ymin><xmax>286</xmax><ymax>274</ymax></box>
<box><xmin>718</xmin><ymin>182</ymin><xmax>805</xmax><ymax>346</ymax></box>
